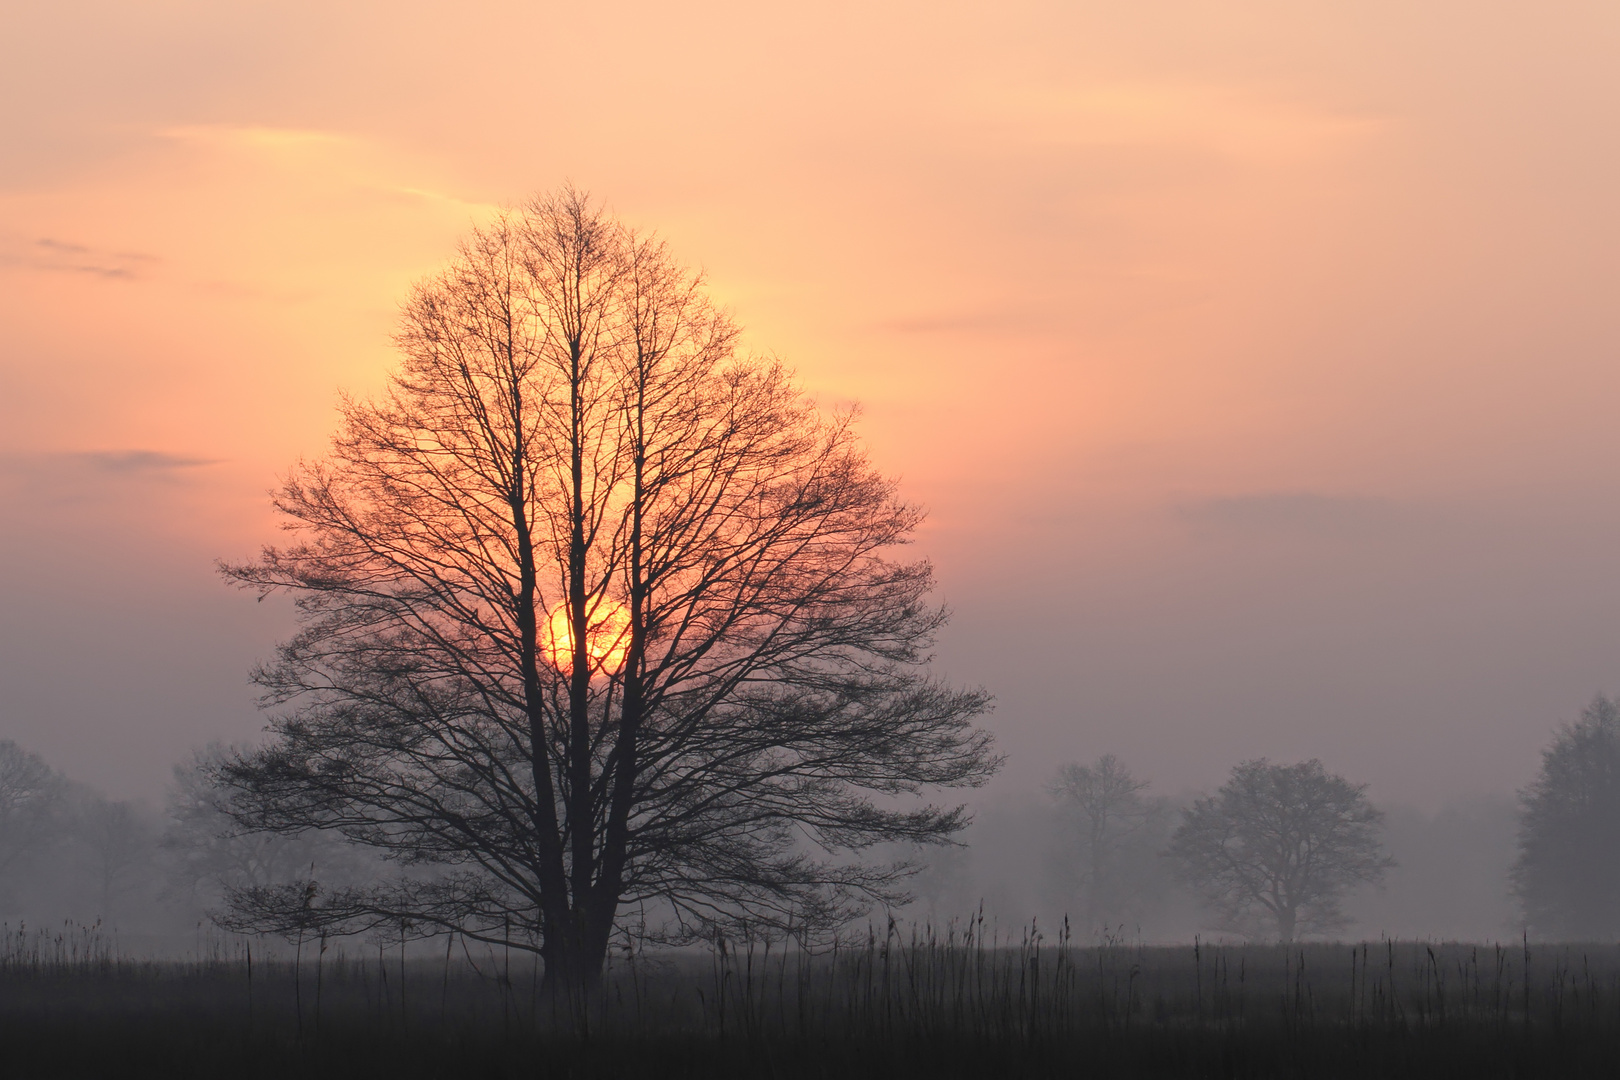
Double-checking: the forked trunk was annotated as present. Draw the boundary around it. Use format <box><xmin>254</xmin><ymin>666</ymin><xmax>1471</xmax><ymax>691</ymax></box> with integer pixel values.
<box><xmin>540</xmin><ymin>901</ymin><xmax>617</xmax><ymax>995</ymax></box>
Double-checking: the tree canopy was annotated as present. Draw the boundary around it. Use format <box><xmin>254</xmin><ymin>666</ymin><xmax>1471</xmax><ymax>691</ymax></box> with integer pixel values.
<box><xmin>1168</xmin><ymin>759</ymin><xmax>1390</xmax><ymax>942</ymax></box>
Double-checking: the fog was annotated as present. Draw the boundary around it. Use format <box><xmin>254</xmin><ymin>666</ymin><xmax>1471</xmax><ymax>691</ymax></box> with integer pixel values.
<box><xmin>0</xmin><ymin>736</ymin><xmax>1531</xmax><ymax>951</ymax></box>
<box><xmin>899</xmin><ymin>787</ymin><xmax>1519</xmax><ymax>945</ymax></box>
<box><xmin>6</xmin><ymin>2</ymin><xmax>1620</xmax><ymax>946</ymax></box>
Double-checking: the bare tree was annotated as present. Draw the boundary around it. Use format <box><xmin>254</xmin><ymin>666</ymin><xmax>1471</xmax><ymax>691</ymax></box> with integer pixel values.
<box><xmin>1512</xmin><ymin>695</ymin><xmax>1620</xmax><ymax>939</ymax></box>
<box><xmin>73</xmin><ymin>795</ymin><xmax>158</xmax><ymax>923</ymax></box>
<box><xmin>0</xmin><ymin>741</ymin><xmax>66</xmax><ymax>911</ymax></box>
<box><xmin>214</xmin><ymin>188</ymin><xmax>998</xmax><ymax>991</ymax></box>
<box><xmin>1047</xmin><ymin>754</ymin><xmax>1164</xmax><ymax>930</ymax></box>
<box><xmin>1168</xmin><ymin>759</ymin><xmax>1391</xmax><ymax>941</ymax></box>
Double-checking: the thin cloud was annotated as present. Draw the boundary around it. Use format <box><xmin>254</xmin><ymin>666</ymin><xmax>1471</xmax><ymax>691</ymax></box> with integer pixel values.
<box><xmin>0</xmin><ymin>451</ymin><xmax>221</xmax><ymax>504</ymax></box>
<box><xmin>75</xmin><ymin>451</ymin><xmax>218</xmax><ymax>473</ymax></box>
<box><xmin>0</xmin><ymin>234</ymin><xmax>161</xmax><ymax>281</ymax></box>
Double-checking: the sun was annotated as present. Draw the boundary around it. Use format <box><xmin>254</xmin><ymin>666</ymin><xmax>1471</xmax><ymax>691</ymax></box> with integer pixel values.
<box><xmin>542</xmin><ymin>598</ymin><xmax>631</xmax><ymax>676</ymax></box>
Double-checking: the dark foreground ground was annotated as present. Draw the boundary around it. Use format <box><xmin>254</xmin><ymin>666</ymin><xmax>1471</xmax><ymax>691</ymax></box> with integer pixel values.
<box><xmin>5</xmin><ymin>925</ymin><xmax>1620</xmax><ymax>1077</ymax></box>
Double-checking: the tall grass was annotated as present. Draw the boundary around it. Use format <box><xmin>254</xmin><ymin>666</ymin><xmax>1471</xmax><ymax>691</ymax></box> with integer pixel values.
<box><xmin>4</xmin><ymin>916</ymin><xmax>1620</xmax><ymax>1077</ymax></box>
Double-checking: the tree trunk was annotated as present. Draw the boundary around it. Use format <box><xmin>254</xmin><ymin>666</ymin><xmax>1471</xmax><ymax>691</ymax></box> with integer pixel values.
<box><xmin>1276</xmin><ymin>906</ymin><xmax>1297</xmax><ymax>944</ymax></box>
<box><xmin>540</xmin><ymin>902</ymin><xmax>617</xmax><ymax>995</ymax></box>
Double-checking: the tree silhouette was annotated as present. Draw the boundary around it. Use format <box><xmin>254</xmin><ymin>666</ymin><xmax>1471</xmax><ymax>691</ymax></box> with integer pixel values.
<box><xmin>0</xmin><ymin>740</ymin><xmax>65</xmax><ymax>913</ymax></box>
<box><xmin>215</xmin><ymin>189</ymin><xmax>997</xmax><ymax>991</ymax></box>
<box><xmin>74</xmin><ymin>796</ymin><xmax>156</xmax><ymax>922</ymax></box>
<box><xmin>1047</xmin><ymin>754</ymin><xmax>1165</xmax><ymax>930</ymax></box>
<box><xmin>1168</xmin><ymin>759</ymin><xmax>1390</xmax><ymax>941</ymax></box>
<box><xmin>1512</xmin><ymin>695</ymin><xmax>1620</xmax><ymax>939</ymax></box>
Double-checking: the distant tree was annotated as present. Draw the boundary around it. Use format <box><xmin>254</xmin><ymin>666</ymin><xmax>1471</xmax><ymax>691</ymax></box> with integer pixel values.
<box><xmin>213</xmin><ymin>189</ymin><xmax>998</xmax><ymax>992</ymax></box>
<box><xmin>72</xmin><ymin>795</ymin><xmax>159</xmax><ymax>923</ymax></box>
<box><xmin>1512</xmin><ymin>695</ymin><xmax>1620</xmax><ymax>939</ymax></box>
<box><xmin>162</xmin><ymin>744</ymin><xmax>370</xmax><ymax>913</ymax></box>
<box><xmin>0</xmin><ymin>741</ymin><xmax>66</xmax><ymax>910</ymax></box>
<box><xmin>904</xmin><ymin>840</ymin><xmax>973</xmax><ymax>923</ymax></box>
<box><xmin>1168</xmin><ymin>759</ymin><xmax>1391</xmax><ymax>941</ymax></box>
<box><xmin>1047</xmin><ymin>755</ymin><xmax>1167</xmax><ymax>930</ymax></box>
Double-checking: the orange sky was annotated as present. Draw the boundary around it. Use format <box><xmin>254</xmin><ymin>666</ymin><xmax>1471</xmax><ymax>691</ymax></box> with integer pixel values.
<box><xmin>5</xmin><ymin>1</ymin><xmax>1620</xmax><ymax>810</ymax></box>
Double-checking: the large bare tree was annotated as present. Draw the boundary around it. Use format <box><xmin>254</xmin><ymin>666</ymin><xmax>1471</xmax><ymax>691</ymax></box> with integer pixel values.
<box><xmin>1168</xmin><ymin>759</ymin><xmax>1391</xmax><ymax>942</ymax></box>
<box><xmin>216</xmin><ymin>189</ymin><xmax>997</xmax><ymax>990</ymax></box>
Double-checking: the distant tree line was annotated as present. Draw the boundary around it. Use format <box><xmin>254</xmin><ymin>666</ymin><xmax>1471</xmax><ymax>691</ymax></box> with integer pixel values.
<box><xmin>0</xmin><ymin>737</ymin><xmax>1408</xmax><ymax>947</ymax></box>
<box><xmin>0</xmin><ymin>739</ymin><xmax>369</xmax><ymax>941</ymax></box>
<box><xmin>0</xmin><ymin>739</ymin><xmax>176</xmax><ymax>931</ymax></box>
<box><xmin>1041</xmin><ymin>688</ymin><xmax>1620</xmax><ymax>945</ymax></box>
<box><xmin>7</xmin><ymin>692</ymin><xmax>1620</xmax><ymax>947</ymax></box>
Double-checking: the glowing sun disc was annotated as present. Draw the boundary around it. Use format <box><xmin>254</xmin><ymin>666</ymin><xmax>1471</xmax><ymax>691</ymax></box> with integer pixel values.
<box><xmin>542</xmin><ymin>599</ymin><xmax>631</xmax><ymax>676</ymax></box>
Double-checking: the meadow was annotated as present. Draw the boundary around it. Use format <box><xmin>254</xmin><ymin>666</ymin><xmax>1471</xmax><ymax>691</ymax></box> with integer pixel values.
<box><xmin>3</xmin><ymin>917</ymin><xmax>1620</xmax><ymax>1078</ymax></box>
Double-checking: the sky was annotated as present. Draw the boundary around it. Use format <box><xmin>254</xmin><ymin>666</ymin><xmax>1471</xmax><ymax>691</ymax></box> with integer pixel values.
<box><xmin>4</xmin><ymin>1</ymin><xmax>1620</xmax><ymax>815</ymax></box>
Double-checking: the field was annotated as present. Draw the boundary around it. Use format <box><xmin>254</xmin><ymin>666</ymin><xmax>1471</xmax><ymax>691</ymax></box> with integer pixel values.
<box><xmin>4</xmin><ymin>919</ymin><xmax>1620</xmax><ymax>1078</ymax></box>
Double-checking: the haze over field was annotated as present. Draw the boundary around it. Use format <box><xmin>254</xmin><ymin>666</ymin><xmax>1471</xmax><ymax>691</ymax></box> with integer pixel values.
<box><xmin>4</xmin><ymin>4</ymin><xmax>1620</xmax><ymax>937</ymax></box>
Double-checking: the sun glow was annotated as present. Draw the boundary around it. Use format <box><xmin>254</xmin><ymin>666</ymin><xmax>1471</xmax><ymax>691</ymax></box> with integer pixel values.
<box><xmin>542</xmin><ymin>598</ymin><xmax>631</xmax><ymax>676</ymax></box>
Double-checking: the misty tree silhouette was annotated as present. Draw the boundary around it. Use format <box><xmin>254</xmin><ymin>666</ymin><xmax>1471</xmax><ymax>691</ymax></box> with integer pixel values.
<box><xmin>1169</xmin><ymin>758</ymin><xmax>1391</xmax><ymax>942</ymax></box>
<box><xmin>0</xmin><ymin>741</ymin><xmax>65</xmax><ymax>914</ymax></box>
<box><xmin>1047</xmin><ymin>754</ymin><xmax>1170</xmax><ymax>931</ymax></box>
<box><xmin>1513</xmin><ymin>695</ymin><xmax>1620</xmax><ymax>939</ymax></box>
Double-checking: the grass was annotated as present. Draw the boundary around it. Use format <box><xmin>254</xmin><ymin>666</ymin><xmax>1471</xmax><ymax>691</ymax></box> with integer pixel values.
<box><xmin>4</xmin><ymin>917</ymin><xmax>1620</xmax><ymax>1077</ymax></box>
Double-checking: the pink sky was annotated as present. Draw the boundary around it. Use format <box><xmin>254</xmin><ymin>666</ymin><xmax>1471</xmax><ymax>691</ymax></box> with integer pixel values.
<box><xmin>4</xmin><ymin>1</ymin><xmax>1620</xmax><ymax>810</ymax></box>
